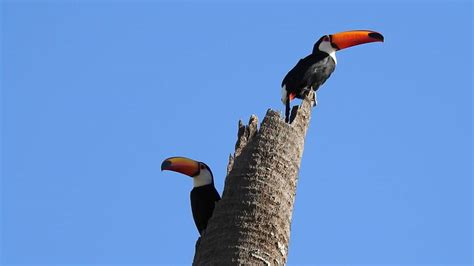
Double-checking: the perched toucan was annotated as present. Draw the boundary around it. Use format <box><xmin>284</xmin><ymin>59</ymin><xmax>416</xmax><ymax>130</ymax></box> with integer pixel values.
<box><xmin>281</xmin><ymin>30</ymin><xmax>384</xmax><ymax>122</ymax></box>
<box><xmin>161</xmin><ymin>156</ymin><xmax>221</xmax><ymax>235</ymax></box>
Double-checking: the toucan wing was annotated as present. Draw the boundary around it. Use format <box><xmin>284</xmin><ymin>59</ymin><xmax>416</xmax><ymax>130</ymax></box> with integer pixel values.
<box><xmin>282</xmin><ymin>54</ymin><xmax>325</xmax><ymax>90</ymax></box>
<box><xmin>190</xmin><ymin>186</ymin><xmax>221</xmax><ymax>234</ymax></box>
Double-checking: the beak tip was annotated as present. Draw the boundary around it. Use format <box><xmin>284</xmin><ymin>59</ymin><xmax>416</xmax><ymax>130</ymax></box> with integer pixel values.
<box><xmin>368</xmin><ymin>32</ymin><xmax>384</xmax><ymax>42</ymax></box>
<box><xmin>161</xmin><ymin>160</ymin><xmax>172</xmax><ymax>171</ymax></box>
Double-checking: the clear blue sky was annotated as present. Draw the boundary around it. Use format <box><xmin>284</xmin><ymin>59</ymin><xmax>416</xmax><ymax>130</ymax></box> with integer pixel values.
<box><xmin>2</xmin><ymin>1</ymin><xmax>472</xmax><ymax>265</ymax></box>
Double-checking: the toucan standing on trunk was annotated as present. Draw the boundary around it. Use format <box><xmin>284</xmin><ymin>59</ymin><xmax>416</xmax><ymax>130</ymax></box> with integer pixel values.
<box><xmin>161</xmin><ymin>156</ymin><xmax>221</xmax><ymax>235</ymax></box>
<box><xmin>281</xmin><ymin>30</ymin><xmax>384</xmax><ymax>122</ymax></box>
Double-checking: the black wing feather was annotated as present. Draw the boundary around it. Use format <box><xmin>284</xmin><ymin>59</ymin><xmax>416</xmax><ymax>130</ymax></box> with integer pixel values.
<box><xmin>282</xmin><ymin>53</ymin><xmax>335</xmax><ymax>99</ymax></box>
<box><xmin>190</xmin><ymin>185</ymin><xmax>221</xmax><ymax>234</ymax></box>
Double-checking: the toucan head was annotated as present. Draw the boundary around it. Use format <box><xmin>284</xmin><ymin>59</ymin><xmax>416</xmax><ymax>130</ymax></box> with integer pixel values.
<box><xmin>161</xmin><ymin>156</ymin><xmax>214</xmax><ymax>188</ymax></box>
<box><xmin>313</xmin><ymin>30</ymin><xmax>384</xmax><ymax>55</ymax></box>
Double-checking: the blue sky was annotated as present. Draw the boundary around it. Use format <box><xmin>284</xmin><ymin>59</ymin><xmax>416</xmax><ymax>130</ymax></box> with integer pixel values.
<box><xmin>1</xmin><ymin>1</ymin><xmax>472</xmax><ymax>265</ymax></box>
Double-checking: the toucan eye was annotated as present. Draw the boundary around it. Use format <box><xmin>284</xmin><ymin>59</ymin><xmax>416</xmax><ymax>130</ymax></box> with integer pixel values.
<box><xmin>323</xmin><ymin>36</ymin><xmax>330</xmax><ymax>42</ymax></box>
<box><xmin>200</xmin><ymin>164</ymin><xmax>205</xmax><ymax>169</ymax></box>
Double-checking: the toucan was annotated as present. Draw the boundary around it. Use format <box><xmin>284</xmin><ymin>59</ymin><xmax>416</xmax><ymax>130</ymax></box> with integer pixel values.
<box><xmin>281</xmin><ymin>30</ymin><xmax>384</xmax><ymax>122</ymax></box>
<box><xmin>161</xmin><ymin>156</ymin><xmax>221</xmax><ymax>235</ymax></box>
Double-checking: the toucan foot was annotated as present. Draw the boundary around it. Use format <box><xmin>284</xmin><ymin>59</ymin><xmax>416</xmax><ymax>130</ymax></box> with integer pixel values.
<box><xmin>311</xmin><ymin>91</ymin><xmax>318</xmax><ymax>107</ymax></box>
<box><xmin>307</xmin><ymin>87</ymin><xmax>317</xmax><ymax>107</ymax></box>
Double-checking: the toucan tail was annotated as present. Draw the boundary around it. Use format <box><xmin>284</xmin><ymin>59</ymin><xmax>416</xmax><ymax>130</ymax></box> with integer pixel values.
<box><xmin>285</xmin><ymin>95</ymin><xmax>290</xmax><ymax>123</ymax></box>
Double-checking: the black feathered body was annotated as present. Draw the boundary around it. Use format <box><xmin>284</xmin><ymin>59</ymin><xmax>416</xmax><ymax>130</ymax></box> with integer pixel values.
<box><xmin>190</xmin><ymin>184</ymin><xmax>221</xmax><ymax>235</ymax></box>
<box><xmin>282</xmin><ymin>51</ymin><xmax>336</xmax><ymax>100</ymax></box>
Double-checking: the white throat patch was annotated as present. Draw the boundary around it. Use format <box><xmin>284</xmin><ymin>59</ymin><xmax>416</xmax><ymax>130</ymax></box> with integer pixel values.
<box><xmin>319</xmin><ymin>41</ymin><xmax>337</xmax><ymax>64</ymax></box>
<box><xmin>193</xmin><ymin>168</ymin><xmax>213</xmax><ymax>187</ymax></box>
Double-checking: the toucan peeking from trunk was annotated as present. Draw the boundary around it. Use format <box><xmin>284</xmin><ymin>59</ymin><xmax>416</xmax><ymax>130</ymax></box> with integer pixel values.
<box><xmin>161</xmin><ymin>156</ymin><xmax>221</xmax><ymax>235</ymax></box>
<box><xmin>281</xmin><ymin>30</ymin><xmax>384</xmax><ymax>122</ymax></box>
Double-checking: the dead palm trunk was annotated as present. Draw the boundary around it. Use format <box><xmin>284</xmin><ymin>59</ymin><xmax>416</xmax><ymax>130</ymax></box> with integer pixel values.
<box><xmin>193</xmin><ymin>91</ymin><xmax>315</xmax><ymax>265</ymax></box>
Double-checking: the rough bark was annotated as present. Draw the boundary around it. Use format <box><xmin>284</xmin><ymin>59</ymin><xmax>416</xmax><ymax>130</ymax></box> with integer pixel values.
<box><xmin>193</xmin><ymin>91</ymin><xmax>315</xmax><ymax>265</ymax></box>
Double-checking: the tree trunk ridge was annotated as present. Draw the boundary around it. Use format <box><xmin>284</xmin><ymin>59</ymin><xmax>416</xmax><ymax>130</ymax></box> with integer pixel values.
<box><xmin>193</xmin><ymin>91</ymin><xmax>315</xmax><ymax>265</ymax></box>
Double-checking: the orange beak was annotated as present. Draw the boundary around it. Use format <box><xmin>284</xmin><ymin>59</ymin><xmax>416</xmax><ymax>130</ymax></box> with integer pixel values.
<box><xmin>330</xmin><ymin>30</ymin><xmax>384</xmax><ymax>50</ymax></box>
<box><xmin>161</xmin><ymin>156</ymin><xmax>200</xmax><ymax>177</ymax></box>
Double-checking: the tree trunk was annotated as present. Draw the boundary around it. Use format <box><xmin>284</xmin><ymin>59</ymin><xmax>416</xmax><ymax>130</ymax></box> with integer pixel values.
<box><xmin>193</xmin><ymin>91</ymin><xmax>315</xmax><ymax>265</ymax></box>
